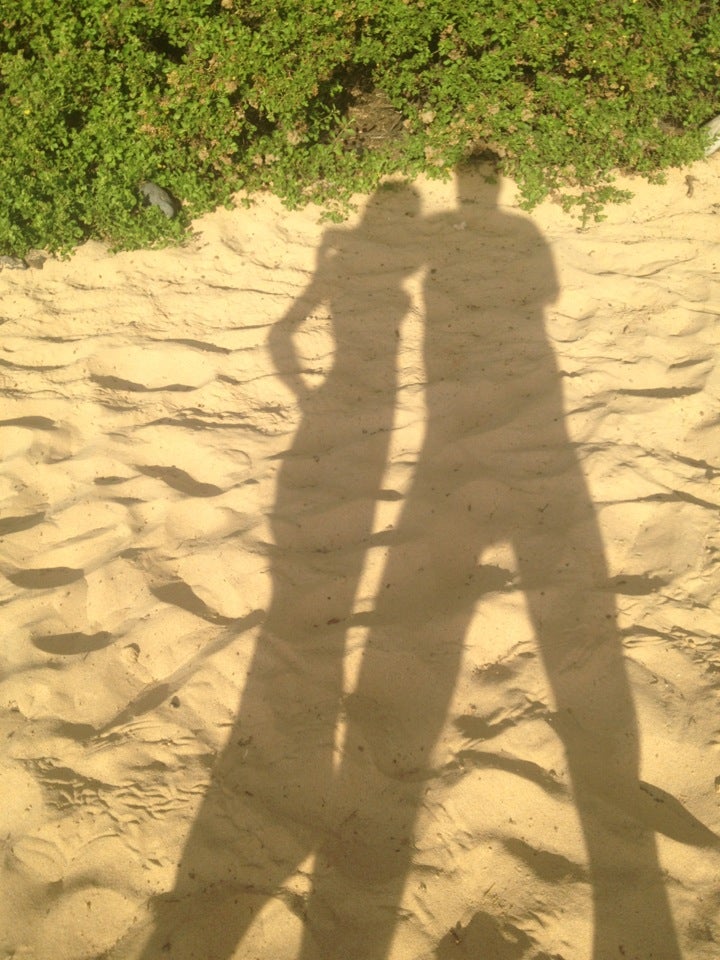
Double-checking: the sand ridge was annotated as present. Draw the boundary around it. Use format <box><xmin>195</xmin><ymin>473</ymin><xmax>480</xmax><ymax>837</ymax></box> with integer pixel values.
<box><xmin>1</xmin><ymin>162</ymin><xmax>720</xmax><ymax>959</ymax></box>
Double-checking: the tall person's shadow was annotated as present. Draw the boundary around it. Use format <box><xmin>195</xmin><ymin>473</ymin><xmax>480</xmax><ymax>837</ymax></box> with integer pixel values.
<box><xmin>136</xmin><ymin>168</ymin><xmax>697</xmax><ymax>960</ymax></box>
<box><xmin>332</xmin><ymin>166</ymin><xmax>687</xmax><ymax>960</ymax></box>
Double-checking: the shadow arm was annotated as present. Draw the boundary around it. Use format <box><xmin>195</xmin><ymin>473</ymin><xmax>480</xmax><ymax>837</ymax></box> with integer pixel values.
<box><xmin>267</xmin><ymin>289</ymin><xmax>322</xmax><ymax>404</ymax></box>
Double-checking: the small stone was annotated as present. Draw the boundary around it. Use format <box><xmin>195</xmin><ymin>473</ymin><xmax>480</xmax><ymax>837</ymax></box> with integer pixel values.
<box><xmin>703</xmin><ymin>113</ymin><xmax>720</xmax><ymax>156</ymax></box>
<box><xmin>139</xmin><ymin>180</ymin><xmax>177</xmax><ymax>219</ymax></box>
<box><xmin>25</xmin><ymin>249</ymin><xmax>50</xmax><ymax>269</ymax></box>
<box><xmin>0</xmin><ymin>255</ymin><xmax>28</xmax><ymax>270</ymax></box>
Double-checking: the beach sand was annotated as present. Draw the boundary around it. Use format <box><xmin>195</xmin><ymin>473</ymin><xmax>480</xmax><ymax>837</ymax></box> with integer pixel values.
<box><xmin>2</xmin><ymin>160</ymin><xmax>720</xmax><ymax>959</ymax></box>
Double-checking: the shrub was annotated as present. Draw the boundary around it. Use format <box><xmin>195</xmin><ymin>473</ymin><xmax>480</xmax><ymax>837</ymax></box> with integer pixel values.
<box><xmin>1</xmin><ymin>0</ymin><xmax>719</xmax><ymax>256</ymax></box>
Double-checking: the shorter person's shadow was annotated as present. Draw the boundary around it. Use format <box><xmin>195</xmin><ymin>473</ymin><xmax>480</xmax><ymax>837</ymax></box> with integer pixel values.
<box><xmin>136</xmin><ymin>169</ymin><xmax>715</xmax><ymax>960</ymax></box>
<box><xmin>137</xmin><ymin>183</ymin><xmax>423</xmax><ymax>959</ymax></box>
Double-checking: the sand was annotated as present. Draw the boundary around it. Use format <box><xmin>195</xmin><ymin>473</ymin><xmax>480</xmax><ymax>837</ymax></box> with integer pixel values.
<box><xmin>2</xmin><ymin>160</ymin><xmax>720</xmax><ymax>960</ymax></box>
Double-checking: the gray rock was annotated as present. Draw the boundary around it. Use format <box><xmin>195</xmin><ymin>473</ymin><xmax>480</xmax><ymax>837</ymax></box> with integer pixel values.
<box><xmin>703</xmin><ymin>114</ymin><xmax>720</xmax><ymax>156</ymax></box>
<box><xmin>0</xmin><ymin>255</ymin><xmax>28</xmax><ymax>270</ymax></box>
<box><xmin>25</xmin><ymin>249</ymin><xmax>50</xmax><ymax>269</ymax></box>
<box><xmin>139</xmin><ymin>180</ymin><xmax>177</xmax><ymax>218</ymax></box>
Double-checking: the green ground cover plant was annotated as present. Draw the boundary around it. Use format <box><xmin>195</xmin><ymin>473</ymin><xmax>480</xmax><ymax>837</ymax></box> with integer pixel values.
<box><xmin>1</xmin><ymin>0</ymin><xmax>719</xmax><ymax>255</ymax></box>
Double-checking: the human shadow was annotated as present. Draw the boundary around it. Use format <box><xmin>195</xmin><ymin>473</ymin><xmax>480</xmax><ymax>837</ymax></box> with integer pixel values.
<box><xmin>304</xmin><ymin>167</ymin><xmax>686</xmax><ymax>959</ymax></box>
<box><xmin>136</xmin><ymin>183</ymin><xmax>423</xmax><ymax>959</ymax></box>
<box><xmin>361</xmin><ymin>167</ymin><xmax>688</xmax><ymax>959</ymax></box>
<box><xmin>138</xmin><ymin>168</ymin><xmax>690</xmax><ymax>959</ymax></box>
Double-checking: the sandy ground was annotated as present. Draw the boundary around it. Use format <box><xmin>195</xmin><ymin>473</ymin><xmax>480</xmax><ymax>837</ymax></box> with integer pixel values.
<box><xmin>2</xmin><ymin>160</ymin><xmax>720</xmax><ymax>960</ymax></box>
